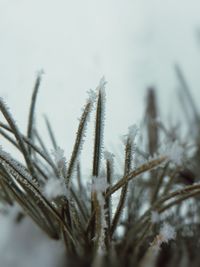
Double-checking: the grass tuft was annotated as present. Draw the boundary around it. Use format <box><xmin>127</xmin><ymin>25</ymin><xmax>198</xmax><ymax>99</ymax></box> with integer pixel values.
<box><xmin>1</xmin><ymin>75</ymin><xmax>200</xmax><ymax>266</ymax></box>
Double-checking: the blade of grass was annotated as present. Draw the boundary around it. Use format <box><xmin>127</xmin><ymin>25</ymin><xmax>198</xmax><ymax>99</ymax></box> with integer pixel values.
<box><xmin>0</xmin><ymin>99</ymin><xmax>39</xmax><ymax>186</ymax></box>
<box><xmin>0</xmin><ymin>148</ymin><xmax>76</xmax><ymax>245</ymax></box>
<box><xmin>106</xmin><ymin>156</ymin><xmax>167</xmax><ymax>197</ymax></box>
<box><xmin>91</xmin><ymin>78</ymin><xmax>106</xmax><ymax>244</ymax></box>
<box><xmin>27</xmin><ymin>72</ymin><xmax>42</xmax><ymax>155</ymax></box>
<box><xmin>110</xmin><ymin>135</ymin><xmax>133</xmax><ymax>237</ymax></box>
<box><xmin>44</xmin><ymin>115</ymin><xmax>58</xmax><ymax>150</ymax></box>
<box><xmin>175</xmin><ymin>64</ymin><xmax>199</xmax><ymax>123</ymax></box>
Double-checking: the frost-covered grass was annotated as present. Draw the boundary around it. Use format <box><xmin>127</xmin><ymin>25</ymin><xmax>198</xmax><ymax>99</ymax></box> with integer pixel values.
<box><xmin>1</xmin><ymin>69</ymin><xmax>200</xmax><ymax>266</ymax></box>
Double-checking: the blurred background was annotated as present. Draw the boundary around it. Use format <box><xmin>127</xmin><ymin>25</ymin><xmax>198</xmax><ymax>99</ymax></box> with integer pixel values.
<box><xmin>0</xmin><ymin>0</ymin><xmax>200</xmax><ymax>266</ymax></box>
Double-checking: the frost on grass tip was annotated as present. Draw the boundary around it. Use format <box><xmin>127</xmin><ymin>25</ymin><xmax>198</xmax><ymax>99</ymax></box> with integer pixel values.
<box><xmin>128</xmin><ymin>124</ymin><xmax>139</xmax><ymax>141</ymax></box>
<box><xmin>51</xmin><ymin>146</ymin><xmax>67</xmax><ymax>173</ymax></box>
<box><xmin>104</xmin><ymin>150</ymin><xmax>115</xmax><ymax>173</ymax></box>
<box><xmin>87</xmin><ymin>89</ymin><xmax>97</xmax><ymax>104</ymax></box>
<box><xmin>121</xmin><ymin>124</ymin><xmax>139</xmax><ymax>146</ymax></box>
<box><xmin>104</xmin><ymin>151</ymin><xmax>115</xmax><ymax>162</ymax></box>
<box><xmin>96</xmin><ymin>76</ymin><xmax>107</xmax><ymax>158</ymax></box>
<box><xmin>96</xmin><ymin>76</ymin><xmax>107</xmax><ymax>93</ymax></box>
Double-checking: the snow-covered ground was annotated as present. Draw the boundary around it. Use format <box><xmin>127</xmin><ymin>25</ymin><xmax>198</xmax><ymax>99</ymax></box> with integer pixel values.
<box><xmin>1</xmin><ymin>0</ymin><xmax>200</xmax><ymax>266</ymax></box>
<box><xmin>0</xmin><ymin>205</ymin><xmax>66</xmax><ymax>267</ymax></box>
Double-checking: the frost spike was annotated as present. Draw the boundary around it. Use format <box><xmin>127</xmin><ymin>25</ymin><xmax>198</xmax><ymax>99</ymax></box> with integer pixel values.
<box><xmin>91</xmin><ymin>77</ymin><xmax>106</xmax><ymax>241</ymax></box>
<box><xmin>92</xmin><ymin>77</ymin><xmax>106</xmax><ymax>178</ymax></box>
<box><xmin>104</xmin><ymin>151</ymin><xmax>114</xmax><ymax>245</ymax></box>
<box><xmin>110</xmin><ymin>131</ymin><xmax>134</xmax><ymax>237</ymax></box>
<box><xmin>65</xmin><ymin>90</ymin><xmax>96</xmax><ymax>189</ymax></box>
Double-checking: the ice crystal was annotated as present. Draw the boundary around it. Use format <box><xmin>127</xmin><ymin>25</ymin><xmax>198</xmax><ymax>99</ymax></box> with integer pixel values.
<box><xmin>96</xmin><ymin>76</ymin><xmax>107</xmax><ymax>93</ymax></box>
<box><xmin>161</xmin><ymin>141</ymin><xmax>184</xmax><ymax>165</ymax></box>
<box><xmin>159</xmin><ymin>222</ymin><xmax>176</xmax><ymax>243</ymax></box>
<box><xmin>91</xmin><ymin>176</ymin><xmax>108</xmax><ymax>195</ymax></box>
<box><xmin>94</xmin><ymin>76</ymin><xmax>107</xmax><ymax>166</ymax></box>
<box><xmin>150</xmin><ymin>222</ymin><xmax>176</xmax><ymax>254</ymax></box>
<box><xmin>103</xmin><ymin>151</ymin><xmax>114</xmax><ymax>162</ymax></box>
<box><xmin>168</xmin><ymin>142</ymin><xmax>184</xmax><ymax>165</ymax></box>
<box><xmin>0</xmin><ymin>147</ymin><xmax>34</xmax><ymax>183</ymax></box>
<box><xmin>51</xmin><ymin>147</ymin><xmax>67</xmax><ymax>173</ymax></box>
<box><xmin>151</xmin><ymin>211</ymin><xmax>160</xmax><ymax>224</ymax></box>
<box><xmin>87</xmin><ymin>89</ymin><xmax>97</xmax><ymax>103</ymax></box>
<box><xmin>128</xmin><ymin>124</ymin><xmax>139</xmax><ymax>141</ymax></box>
<box><xmin>43</xmin><ymin>178</ymin><xmax>66</xmax><ymax>199</ymax></box>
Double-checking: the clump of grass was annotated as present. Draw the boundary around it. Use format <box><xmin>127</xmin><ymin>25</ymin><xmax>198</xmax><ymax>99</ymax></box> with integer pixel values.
<box><xmin>0</xmin><ymin>69</ymin><xmax>200</xmax><ymax>266</ymax></box>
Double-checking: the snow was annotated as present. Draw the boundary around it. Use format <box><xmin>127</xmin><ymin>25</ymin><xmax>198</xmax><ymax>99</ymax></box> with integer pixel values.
<box><xmin>43</xmin><ymin>177</ymin><xmax>66</xmax><ymax>199</ymax></box>
<box><xmin>0</xmin><ymin>205</ymin><xmax>65</xmax><ymax>267</ymax></box>
<box><xmin>151</xmin><ymin>211</ymin><xmax>160</xmax><ymax>224</ymax></box>
<box><xmin>91</xmin><ymin>176</ymin><xmax>108</xmax><ymax>195</ymax></box>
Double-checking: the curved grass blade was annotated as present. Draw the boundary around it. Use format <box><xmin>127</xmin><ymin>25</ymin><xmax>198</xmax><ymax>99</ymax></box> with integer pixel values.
<box><xmin>0</xmin><ymin>148</ymin><xmax>76</xmax><ymax>246</ymax></box>
<box><xmin>27</xmin><ymin>72</ymin><xmax>42</xmax><ymax>152</ymax></box>
<box><xmin>0</xmin><ymin>121</ymin><xmax>58</xmax><ymax>175</ymax></box>
<box><xmin>44</xmin><ymin>115</ymin><xmax>58</xmax><ymax>150</ymax></box>
<box><xmin>65</xmin><ymin>90</ymin><xmax>96</xmax><ymax>188</ymax></box>
<box><xmin>110</xmin><ymin>131</ymin><xmax>134</xmax><ymax>237</ymax></box>
<box><xmin>106</xmin><ymin>156</ymin><xmax>167</xmax><ymax>197</ymax></box>
<box><xmin>0</xmin><ymin>99</ymin><xmax>39</xmax><ymax>186</ymax></box>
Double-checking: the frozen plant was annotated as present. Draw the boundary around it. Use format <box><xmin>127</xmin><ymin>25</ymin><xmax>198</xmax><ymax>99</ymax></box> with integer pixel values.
<box><xmin>1</xmin><ymin>74</ymin><xmax>200</xmax><ymax>267</ymax></box>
